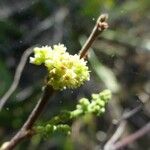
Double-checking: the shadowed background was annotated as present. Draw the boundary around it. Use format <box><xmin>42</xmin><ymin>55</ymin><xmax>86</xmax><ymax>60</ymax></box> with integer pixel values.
<box><xmin>0</xmin><ymin>0</ymin><xmax>150</xmax><ymax>150</ymax></box>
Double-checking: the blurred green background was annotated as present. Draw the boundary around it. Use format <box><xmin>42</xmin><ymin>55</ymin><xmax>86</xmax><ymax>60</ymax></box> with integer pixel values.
<box><xmin>0</xmin><ymin>0</ymin><xmax>150</xmax><ymax>149</ymax></box>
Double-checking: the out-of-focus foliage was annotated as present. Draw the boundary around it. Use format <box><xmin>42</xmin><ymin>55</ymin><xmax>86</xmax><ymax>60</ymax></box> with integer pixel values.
<box><xmin>0</xmin><ymin>0</ymin><xmax>150</xmax><ymax>150</ymax></box>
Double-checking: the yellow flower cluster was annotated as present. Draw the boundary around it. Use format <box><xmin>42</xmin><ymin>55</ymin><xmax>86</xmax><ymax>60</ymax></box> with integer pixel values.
<box><xmin>30</xmin><ymin>44</ymin><xmax>90</xmax><ymax>90</ymax></box>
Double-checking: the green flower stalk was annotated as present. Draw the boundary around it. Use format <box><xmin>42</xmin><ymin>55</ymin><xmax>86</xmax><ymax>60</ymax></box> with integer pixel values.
<box><xmin>71</xmin><ymin>89</ymin><xmax>111</xmax><ymax>117</ymax></box>
<box><xmin>48</xmin><ymin>90</ymin><xmax>111</xmax><ymax>125</ymax></box>
<box><xmin>30</xmin><ymin>44</ymin><xmax>90</xmax><ymax>90</ymax></box>
<box><xmin>36</xmin><ymin>124</ymin><xmax>71</xmax><ymax>138</ymax></box>
<box><xmin>36</xmin><ymin>90</ymin><xmax>111</xmax><ymax>137</ymax></box>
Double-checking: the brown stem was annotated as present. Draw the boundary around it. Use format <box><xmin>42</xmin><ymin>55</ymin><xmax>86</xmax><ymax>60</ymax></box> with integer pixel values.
<box><xmin>79</xmin><ymin>14</ymin><xmax>108</xmax><ymax>59</ymax></box>
<box><xmin>1</xmin><ymin>86</ymin><xmax>55</xmax><ymax>150</ymax></box>
<box><xmin>113</xmin><ymin>122</ymin><xmax>150</xmax><ymax>150</ymax></box>
<box><xmin>23</xmin><ymin>86</ymin><xmax>54</xmax><ymax>129</ymax></box>
<box><xmin>104</xmin><ymin>106</ymin><xmax>144</xmax><ymax>150</ymax></box>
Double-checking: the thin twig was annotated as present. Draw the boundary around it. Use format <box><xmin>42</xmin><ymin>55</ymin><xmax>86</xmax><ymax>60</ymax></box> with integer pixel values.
<box><xmin>79</xmin><ymin>14</ymin><xmax>108</xmax><ymax>59</ymax></box>
<box><xmin>118</xmin><ymin>105</ymin><xmax>143</xmax><ymax>123</ymax></box>
<box><xmin>0</xmin><ymin>47</ymin><xmax>34</xmax><ymax>111</ymax></box>
<box><xmin>1</xmin><ymin>86</ymin><xmax>55</xmax><ymax>150</ymax></box>
<box><xmin>104</xmin><ymin>105</ymin><xmax>143</xmax><ymax>150</ymax></box>
<box><xmin>104</xmin><ymin>121</ymin><xmax>127</xmax><ymax>150</ymax></box>
<box><xmin>114</xmin><ymin>122</ymin><xmax>150</xmax><ymax>150</ymax></box>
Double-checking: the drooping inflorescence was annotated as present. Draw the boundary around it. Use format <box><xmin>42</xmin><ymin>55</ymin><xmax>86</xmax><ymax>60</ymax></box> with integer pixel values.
<box><xmin>30</xmin><ymin>44</ymin><xmax>90</xmax><ymax>90</ymax></box>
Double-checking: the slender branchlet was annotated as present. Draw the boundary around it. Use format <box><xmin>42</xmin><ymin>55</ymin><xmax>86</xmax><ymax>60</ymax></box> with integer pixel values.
<box><xmin>79</xmin><ymin>14</ymin><xmax>108</xmax><ymax>59</ymax></box>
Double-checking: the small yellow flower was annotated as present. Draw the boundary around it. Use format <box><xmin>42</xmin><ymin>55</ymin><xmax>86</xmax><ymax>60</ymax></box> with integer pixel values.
<box><xmin>30</xmin><ymin>46</ymin><xmax>52</xmax><ymax>65</ymax></box>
